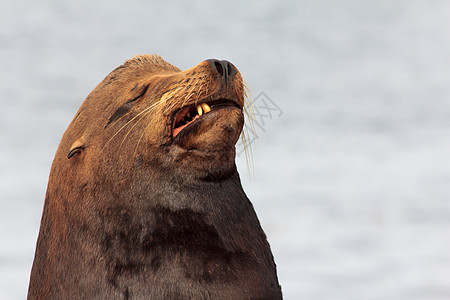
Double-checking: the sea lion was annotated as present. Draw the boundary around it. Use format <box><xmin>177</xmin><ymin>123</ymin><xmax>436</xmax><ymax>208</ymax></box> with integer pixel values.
<box><xmin>28</xmin><ymin>55</ymin><xmax>282</xmax><ymax>299</ymax></box>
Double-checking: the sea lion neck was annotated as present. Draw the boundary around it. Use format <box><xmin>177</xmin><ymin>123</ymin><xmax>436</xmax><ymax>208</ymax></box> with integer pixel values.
<box><xmin>133</xmin><ymin>148</ymin><xmax>239</xmax><ymax>188</ymax></box>
<box><xmin>143</xmin><ymin>169</ymin><xmax>246</xmax><ymax>211</ymax></box>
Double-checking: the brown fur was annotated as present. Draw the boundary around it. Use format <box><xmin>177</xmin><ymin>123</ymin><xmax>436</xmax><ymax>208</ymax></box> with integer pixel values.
<box><xmin>28</xmin><ymin>55</ymin><xmax>282</xmax><ymax>299</ymax></box>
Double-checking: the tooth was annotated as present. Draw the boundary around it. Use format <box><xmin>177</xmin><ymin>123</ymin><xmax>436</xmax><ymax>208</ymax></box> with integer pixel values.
<box><xmin>201</xmin><ymin>103</ymin><xmax>211</xmax><ymax>113</ymax></box>
<box><xmin>197</xmin><ymin>104</ymin><xmax>203</xmax><ymax>116</ymax></box>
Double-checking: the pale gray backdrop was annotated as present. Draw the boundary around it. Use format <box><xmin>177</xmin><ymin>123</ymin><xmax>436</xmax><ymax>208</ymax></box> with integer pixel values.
<box><xmin>1</xmin><ymin>0</ymin><xmax>450</xmax><ymax>299</ymax></box>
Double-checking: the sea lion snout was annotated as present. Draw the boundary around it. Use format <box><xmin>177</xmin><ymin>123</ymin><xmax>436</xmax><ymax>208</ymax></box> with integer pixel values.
<box><xmin>166</xmin><ymin>58</ymin><xmax>244</xmax><ymax>148</ymax></box>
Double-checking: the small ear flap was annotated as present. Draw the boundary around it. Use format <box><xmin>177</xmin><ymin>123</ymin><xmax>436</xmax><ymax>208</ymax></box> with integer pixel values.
<box><xmin>67</xmin><ymin>138</ymin><xmax>86</xmax><ymax>159</ymax></box>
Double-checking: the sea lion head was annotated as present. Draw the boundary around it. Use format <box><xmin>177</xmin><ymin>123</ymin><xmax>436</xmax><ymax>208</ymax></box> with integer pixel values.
<box><xmin>60</xmin><ymin>55</ymin><xmax>245</xmax><ymax>183</ymax></box>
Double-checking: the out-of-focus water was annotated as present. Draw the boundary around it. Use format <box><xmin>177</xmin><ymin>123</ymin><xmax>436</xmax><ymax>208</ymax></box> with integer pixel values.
<box><xmin>1</xmin><ymin>0</ymin><xmax>450</xmax><ymax>299</ymax></box>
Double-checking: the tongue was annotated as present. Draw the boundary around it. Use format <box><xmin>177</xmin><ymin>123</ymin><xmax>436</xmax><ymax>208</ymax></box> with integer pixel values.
<box><xmin>173</xmin><ymin>115</ymin><xmax>200</xmax><ymax>137</ymax></box>
<box><xmin>173</xmin><ymin>124</ymin><xmax>188</xmax><ymax>137</ymax></box>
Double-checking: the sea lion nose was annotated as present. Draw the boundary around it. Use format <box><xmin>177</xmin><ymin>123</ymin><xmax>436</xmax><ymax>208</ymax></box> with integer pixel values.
<box><xmin>207</xmin><ymin>59</ymin><xmax>237</xmax><ymax>82</ymax></box>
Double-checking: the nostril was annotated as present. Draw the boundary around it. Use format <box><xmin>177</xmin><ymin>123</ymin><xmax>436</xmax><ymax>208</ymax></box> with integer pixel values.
<box><xmin>225</xmin><ymin>61</ymin><xmax>237</xmax><ymax>77</ymax></box>
<box><xmin>206</xmin><ymin>59</ymin><xmax>237</xmax><ymax>81</ymax></box>
<box><xmin>214</xmin><ymin>61</ymin><xmax>224</xmax><ymax>77</ymax></box>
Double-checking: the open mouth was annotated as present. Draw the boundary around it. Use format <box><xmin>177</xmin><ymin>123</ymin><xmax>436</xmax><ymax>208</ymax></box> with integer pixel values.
<box><xmin>171</xmin><ymin>99</ymin><xmax>239</xmax><ymax>138</ymax></box>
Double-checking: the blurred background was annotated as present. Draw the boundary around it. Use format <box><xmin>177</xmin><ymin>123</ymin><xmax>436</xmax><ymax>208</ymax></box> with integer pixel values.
<box><xmin>1</xmin><ymin>0</ymin><xmax>450</xmax><ymax>299</ymax></box>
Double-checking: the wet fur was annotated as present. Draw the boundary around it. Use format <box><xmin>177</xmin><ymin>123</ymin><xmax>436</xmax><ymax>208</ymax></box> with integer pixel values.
<box><xmin>28</xmin><ymin>55</ymin><xmax>282</xmax><ymax>299</ymax></box>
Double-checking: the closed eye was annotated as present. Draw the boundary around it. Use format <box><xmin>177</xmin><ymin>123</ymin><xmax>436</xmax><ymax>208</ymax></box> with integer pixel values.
<box><xmin>106</xmin><ymin>84</ymin><xmax>149</xmax><ymax>128</ymax></box>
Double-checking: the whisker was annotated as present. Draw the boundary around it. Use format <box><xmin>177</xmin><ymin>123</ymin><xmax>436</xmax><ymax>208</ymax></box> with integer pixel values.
<box><xmin>240</xmin><ymin>81</ymin><xmax>256</xmax><ymax>177</ymax></box>
<box><xmin>102</xmin><ymin>100</ymin><xmax>161</xmax><ymax>151</ymax></box>
<box><xmin>134</xmin><ymin>113</ymin><xmax>154</xmax><ymax>157</ymax></box>
<box><xmin>118</xmin><ymin>100</ymin><xmax>164</xmax><ymax>149</ymax></box>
